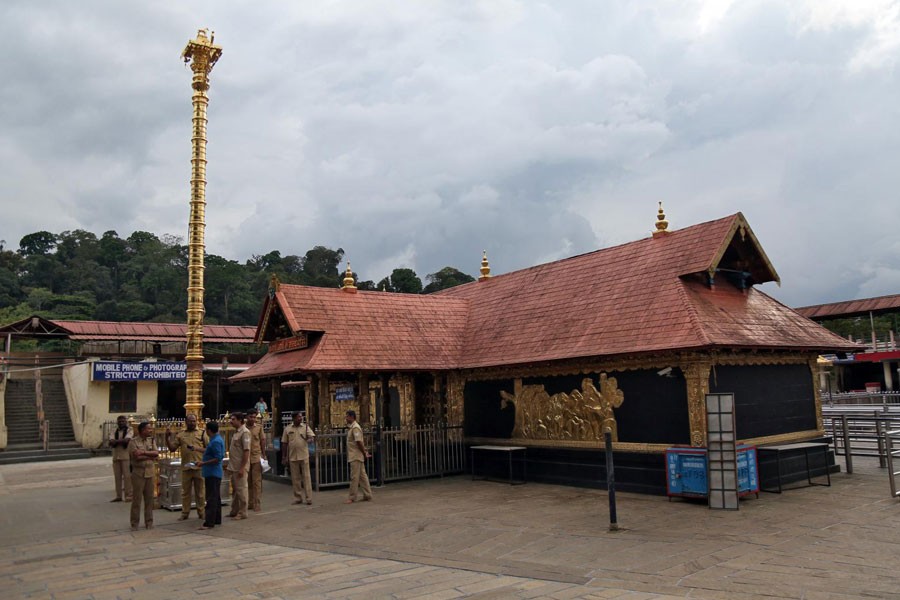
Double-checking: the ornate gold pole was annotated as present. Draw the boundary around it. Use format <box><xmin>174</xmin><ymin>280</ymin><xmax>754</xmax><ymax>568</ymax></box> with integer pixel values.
<box><xmin>181</xmin><ymin>29</ymin><xmax>222</xmax><ymax>418</ymax></box>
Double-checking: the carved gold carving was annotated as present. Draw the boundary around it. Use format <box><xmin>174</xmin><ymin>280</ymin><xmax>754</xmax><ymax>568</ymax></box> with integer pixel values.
<box><xmin>682</xmin><ymin>360</ymin><xmax>711</xmax><ymax>447</ymax></box>
<box><xmin>445</xmin><ymin>372</ymin><xmax>465</xmax><ymax>426</ymax></box>
<box><xmin>498</xmin><ymin>374</ymin><xmax>624</xmax><ymax>442</ymax></box>
<box><xmin>389</xmin><ymin>374</ymin><xmax>414</xmax><ymax>427</ymax></box>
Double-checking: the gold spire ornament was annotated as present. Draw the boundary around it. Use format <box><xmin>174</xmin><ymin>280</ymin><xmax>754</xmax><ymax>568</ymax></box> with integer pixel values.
<box><xmin>479</xmin><ymin>251</ymin><xmax>492</xmax><ymax>281</ymax></box>
<box><xmin>181</xmin><ymin>29</ymin><xmax>222</xmax><ymax>418</ymax></box>
<box><xmin>652</xmin><ymin>201</ymin><xmax>669</xmax><ymax>238</ymax></box>
<box><xmin>342</xmin><ymin>263</ymin><xmax>357</xmax><ymax>293</ymax></box>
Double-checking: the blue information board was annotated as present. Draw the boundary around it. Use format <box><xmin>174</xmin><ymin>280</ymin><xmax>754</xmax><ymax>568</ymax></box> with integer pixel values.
<box><xmin>666</xmin><ymin>445</ymin><xmax>759</xmax><ymax>498</ymax></box>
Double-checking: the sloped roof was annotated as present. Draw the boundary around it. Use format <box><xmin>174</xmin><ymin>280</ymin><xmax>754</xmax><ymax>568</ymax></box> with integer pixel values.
<box><xmin>233</xmin><ymin>212</ymin><xmax>857</xmax><ymax>380</ymax></box>
<box><xmin>795</xmin><ymin>293</ymin><xmax>900</xmax><ymax>320</ymax></box>
<box><xmin>236</xmin><ymin>286</ymin><xmax>469</xmax><ymax>377</ymax></box>
<box><xmin>63</xmin><ymin>321</ymin><xmax>256</xmax><ymax>343</ymax></box>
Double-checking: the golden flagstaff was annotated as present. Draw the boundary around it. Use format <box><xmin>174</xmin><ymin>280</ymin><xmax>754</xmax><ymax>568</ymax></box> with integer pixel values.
<box><xmin>180</xmin><ymin>29</ymin><xmax>222</xmax><ymax>418</ymax></box>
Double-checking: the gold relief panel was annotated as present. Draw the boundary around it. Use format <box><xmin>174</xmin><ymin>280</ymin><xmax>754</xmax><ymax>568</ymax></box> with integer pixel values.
<box><xmin>445</xmin><ymin>372</ymin><xmax>465</xmax><ymax>426</ymax></box>
<box><xmin>681</xmin><ymin>360</ymin><xmax>711</xmax><ymax>447</ymax></box>
<box><xmin>389</xmin><ymin>374</ymin><xmax>414</xmax><ymax>427</ymax></box>
<box><xmin>498</xmin><ymin>374</ymin><xmax>624</xmax><ymax>442</ymax></box>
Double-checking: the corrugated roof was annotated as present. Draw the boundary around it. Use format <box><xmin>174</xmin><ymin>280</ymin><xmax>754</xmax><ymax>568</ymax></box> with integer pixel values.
<box><xmin>234</xmin><ymin>213</ymin><xmax>858</xmax><ymax>380</ymax></box>
<box><xmin>54</xmin><ymin>320</ymin><xmax>257</xmax><ymax>343</ymax></box>
<box><xmin>794</xmin><ymin>294</ymin><xmax>900</xmax><ymax>320</ymax></box>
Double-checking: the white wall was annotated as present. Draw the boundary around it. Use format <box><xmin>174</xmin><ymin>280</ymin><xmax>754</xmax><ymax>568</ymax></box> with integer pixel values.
<box><xmin>65</xmin><ymin>361</ymin><xmax>159</xmax><ymax>449</ymax></box>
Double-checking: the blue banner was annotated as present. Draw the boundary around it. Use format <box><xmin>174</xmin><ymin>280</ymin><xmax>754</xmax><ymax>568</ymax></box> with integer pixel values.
<box><xmin>91</xmin><ymin>361</ymin><xmax>187</xmax><ymax>382</ymax></box>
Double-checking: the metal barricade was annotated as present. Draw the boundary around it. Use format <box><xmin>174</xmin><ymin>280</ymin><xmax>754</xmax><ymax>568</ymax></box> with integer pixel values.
<box><xmin>884</xmin><ymin>429</ymin><xmax>900</xmax><ymax>499</ymax></box>
<box><xmin>313</xmin><ymin>424</ymin><xmax>465</xmax><ymax>489</ymax></box>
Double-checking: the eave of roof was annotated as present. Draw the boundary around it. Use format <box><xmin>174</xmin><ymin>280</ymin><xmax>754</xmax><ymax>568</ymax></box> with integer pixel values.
<box><xmin>795</xmin><ymin>293</ymin><xmax>900</xmax><ymax>320</ymax></box>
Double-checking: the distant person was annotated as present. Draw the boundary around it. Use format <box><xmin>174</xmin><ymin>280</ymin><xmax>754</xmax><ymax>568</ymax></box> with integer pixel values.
<box><xmin>165</xmin><ymin>414</ymin><xmax>207</xmax><ymax>521</ymax></box>
<box><xmin>128</xmin><ymin>421</ymin><xmax>159</xmax><ymax>530</ymax></box>
<box><xmin>196</xmin><ymin>421</ymin><xmax>225</xmax><ymax>530</ymax></box>
<box><xmin>282</xmin><ymin>412</ymin><xmax>316</xmax><ymax>505</ymax></box>
<box><xmin>344</xmin><ymin>410</ymin><xmax>373</xmax><ymax>504</ymax></box>
<box><xmin>254</xmin><ymin>397</ymin><xmax>268</xmax><ymax>417</ymax></box>
<box><xmin>246</xmin><ymin>409</ymin><xmax>267</xmax><ymax>512</ymax></box>
<box><xmin>227</xmin><ymin>412</ymin><xmax>251</xmax><ymax>520</ymax></box>
<box><xmin>108</xmin><ymin>415</ymin><xmax>133</xmax><ymax>502</ymax></box>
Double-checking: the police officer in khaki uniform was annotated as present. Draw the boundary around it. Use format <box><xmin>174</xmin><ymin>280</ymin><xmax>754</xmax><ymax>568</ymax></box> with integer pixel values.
<box><xmin>282</xmin><ymin>412</ymin><xmax>315</xmax><ymax>505</ymax></box>
<box><xmin>344</xmin><ymin>410</ymin><xmax>373</xmax><ymax>504</ymax></box>
<box><xmin>166</xmin><ymin>413</ymin><xmax>207</xmax><ymax>521</ymax></box>
<box><xmin>227</xmin><ymin>412</ymin><xmax>251</xmax><ymax>519</ymax></box>
<box><xmin>109</xmin><ymin>415</ymin><xmax>133</xmax><ymax>502</ymax></box>
<box><xmin>246</xmin><ymin>409</ymin><xmax>267</xmax><ymax>512</ymax></box>
<box><xmin>128</xmin><ymin>421</ymin><xmax>159</xmax><ymax>530</ymax></box>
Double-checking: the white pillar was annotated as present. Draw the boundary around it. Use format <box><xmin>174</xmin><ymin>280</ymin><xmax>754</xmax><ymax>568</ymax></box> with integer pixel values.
<box><xmin>885</xmin><ymin>362</ymin><xmax>895</xmax><ymax>392</ymax></box>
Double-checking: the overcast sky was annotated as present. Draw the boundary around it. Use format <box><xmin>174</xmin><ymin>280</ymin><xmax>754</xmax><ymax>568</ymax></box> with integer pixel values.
<box><xmin>1</xmin><ymin>1</ymin><xmax>898</xmax><ymax>307</ymax></box>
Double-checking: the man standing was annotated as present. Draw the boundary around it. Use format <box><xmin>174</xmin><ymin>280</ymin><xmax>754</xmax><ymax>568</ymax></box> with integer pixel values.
<box><xmin>165</xmin><ymin>414</ymin><xmax>207</xmax><ymax>521</ymax></box>
<box><xmin>227</xmin><ymin>412</ymin><xmax>251</xmax><ymax>520</ymax></box>
<box><xmin>196</xmin><ymin>420</ymin><xmax>225</xmax><ymax>530</ymax></box>
<box><xmin>128</xmin><ymin>421</ymin><xmax>159</xmax><ymax>530</ymax></box>
<box><xmin>344</xmin><ymin>410</ymin><xmax>373</xmax><ymax>504</ymax></box>
<box><xmin>109</xmin><ymin>415</ymin><xmax>133</xmax><ymax>502</ymax></box>
<box><xmin>282</xmin><ymin>412</ymin><xmax>316</xmax><ymax>505</ymax></box>
<box><xmin>246</xmin><ymin>409</ymin><xmax>267</xmax><ymax>512</ymax></box>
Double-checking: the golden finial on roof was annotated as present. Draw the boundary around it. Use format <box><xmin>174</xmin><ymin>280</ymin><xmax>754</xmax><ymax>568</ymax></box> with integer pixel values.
<box><xmin>652</xmin><ymin>201</ymin><xmax>669</xmax><ymax>238</ymax></box>
<box><xmin>342</xmin><ymin>262</ymin><xmax>358</xmax><ymax>293</ymax></box>
<box><xmin>479</xmin><ymin>250</ymin><xmax>492</xmax><ymax>281</ymax></box>
<box><xmin>268</xmin><ymin>274</ymin><xmax>280</xmax><ymax>299</ymax></box>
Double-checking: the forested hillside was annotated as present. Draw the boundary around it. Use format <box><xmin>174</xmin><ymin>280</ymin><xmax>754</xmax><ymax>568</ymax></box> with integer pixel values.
<box><xmin>0</xmin><ymin>230</ymin><xmax>474</xmax><ymax>326</ymax></box>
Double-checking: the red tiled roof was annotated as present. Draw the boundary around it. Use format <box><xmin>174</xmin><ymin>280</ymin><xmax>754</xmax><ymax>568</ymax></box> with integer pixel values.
<box><xmin>53</xmin><ymin>320</ymin><xmax>257</xmax><ymax>343</ymax></box>
<box><xmin>230</xmin><ymin>288</ymin><xmax>469</xmax><ymax>380</ymax></box>
<box><xmin>794</xmin><ymin>294</ymin><xmax>900</xmax><ymax>320</ymax></box>
<box><xmin>234</xmin><ymin>213</ymin><xmax>857</xmax><ymax>379</ymax></box>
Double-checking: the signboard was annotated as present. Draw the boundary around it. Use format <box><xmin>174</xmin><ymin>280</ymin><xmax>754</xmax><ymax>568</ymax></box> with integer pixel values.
<box><xmin>92</xmin><ymin>361</ymin><xmax>187</xmax><ymax>382</ymax></box>
<box><xmin>334</xmin><ymin>385</ymin><xmax>355</xmax><ymax>401</ymax></box>
<box><xmin>666</xmin><ymin>445</ymin><xmax>759</xmax><ymax>498</ymax></box>
<box><xmin>269</xmin><ymin>333</ymin><xmax>309</xmax><ymax>353</ymax></box>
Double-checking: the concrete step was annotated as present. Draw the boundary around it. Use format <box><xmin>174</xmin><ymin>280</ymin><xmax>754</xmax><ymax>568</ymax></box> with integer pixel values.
<box><xmin>0</xmin><ymin>447</ymin><xmax>92</xmax><ymax>465</ymax></box>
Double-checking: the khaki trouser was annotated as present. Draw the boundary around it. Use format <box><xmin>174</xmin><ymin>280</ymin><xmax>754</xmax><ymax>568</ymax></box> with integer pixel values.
<box><xmin>181</xmin><ymin>468</ymin><xmax>205</xmax><ymax>518</ymax></box>
<box><xmin>290</xmin><ymin>459</ymin><xmax>312</xmax><ymax>502</ymax></box>
<box><xmin>113</xmin><ymin>459</ymin><xmax>132</xmax><ymax>500</ymax></box>
<box><xmin>248</xmin><ymin>462</ymin><xmax>262</xmax><ymax>510</ymax></box>
<box><xmin>229</xmin><ymin>470</ymin><xmax>248</xmax><ymax>517</ymax></box>
<box><xmin>348</xmin><ymin>460</ymin><xmax>372</xmax><ymax>501</ymax></box>
<box><xmin>130</xmin><ymin>474</ymin><xmax>154</xmax><ymax>528</ymax></box>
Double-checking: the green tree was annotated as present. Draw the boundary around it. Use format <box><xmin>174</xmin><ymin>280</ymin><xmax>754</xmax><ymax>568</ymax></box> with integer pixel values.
<box><xmin>18</xmin><ymin>231</ymin><xmax>57</xmax><ymax>256</ymax></box>
<box><xmin>422</xmin><ymin>266</ymin><xmax>475</xmax><ymax>293</ymax></box>
<box><xmin>378</xmin><ymin>268</ymin><xmax>423</xmax><ymax>294</ymax></box>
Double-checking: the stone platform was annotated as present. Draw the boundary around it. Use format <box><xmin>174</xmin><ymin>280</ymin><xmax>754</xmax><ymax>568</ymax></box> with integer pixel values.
<box><xmin>0</xmin><ymin>456</ymin><xmax>898</xmax><ymax>599</ymax></box>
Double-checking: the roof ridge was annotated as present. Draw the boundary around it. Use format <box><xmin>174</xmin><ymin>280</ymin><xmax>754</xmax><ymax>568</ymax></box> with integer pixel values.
<box><xmin>795</xmin><ymin>291</ymin><xmax>900</xmax><ymax>311</ymax></box>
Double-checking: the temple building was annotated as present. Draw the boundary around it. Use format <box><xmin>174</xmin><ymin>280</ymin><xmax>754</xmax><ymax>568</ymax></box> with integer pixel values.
<box><xmin>232</xmin><ymin>209</ymin><xmax>857</xmax><ymax>492</ymax></box>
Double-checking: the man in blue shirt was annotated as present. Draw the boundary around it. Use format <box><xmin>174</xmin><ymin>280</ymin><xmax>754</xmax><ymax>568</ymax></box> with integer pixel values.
<box><xmin>196</xmin><ymin>420</ymin><xmax>225</xmax><ymax>530</ymax></box>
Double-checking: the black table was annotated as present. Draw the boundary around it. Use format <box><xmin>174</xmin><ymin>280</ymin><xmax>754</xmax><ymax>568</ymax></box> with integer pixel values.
<box><xmin>470</xmin><ymin>445</ymin><xmax>527</xmax><ymax>485</ymax></box>
<box><xmin>757</xmin><ymin>442</ymin><xmax>831</xmax><ymax>493</ymax></box>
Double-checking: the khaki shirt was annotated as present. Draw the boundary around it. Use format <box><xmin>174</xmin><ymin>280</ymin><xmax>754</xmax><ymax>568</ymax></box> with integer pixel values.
<box><xmin>228</xmin><ymin>425</ymin><xmax>251</xmax><ymax>472</ymax></box>
<box><xmin>248</xmin><ymin>423</ymin><xmax>266</xmax><ymax>463</ymax></box>
<box><xmin>282</xmin><ymin>423</ymin><xmax>315</xmax><ymax>462</ymax></box>
<box><xmin>346</xmin><ymin>421</ymin><xmax>365</xmax><ymax>463</ymax></box>
<box><xmin>173</xmin><ymin>428</ymin><xmax>206</xmax><ymax>469</ymax></box>
<box><xmin>109</xmin><ymin>426</ymin><xmax>133</xmax><ymax>461</ymax></box>
<box><xmin>128</xmin><ymin>436</ymin><xmax>157</xmax><ymax>478</ymax></box>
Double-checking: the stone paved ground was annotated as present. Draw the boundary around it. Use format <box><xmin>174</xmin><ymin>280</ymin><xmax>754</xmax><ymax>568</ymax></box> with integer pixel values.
<box><xmin>0</xmin><ymin>456</ymin><xmax>898</xmax><ymax>599</ymax></box>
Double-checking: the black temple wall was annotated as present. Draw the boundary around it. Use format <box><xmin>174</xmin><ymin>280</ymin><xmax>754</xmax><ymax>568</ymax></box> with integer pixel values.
<box><xmin>709</xmin><ymin>364</ymin><xmax>816</xmax><ymax>439</ymax></box>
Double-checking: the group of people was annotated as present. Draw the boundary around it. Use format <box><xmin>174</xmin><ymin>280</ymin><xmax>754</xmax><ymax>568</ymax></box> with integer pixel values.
<box><xmin>108</xmin><ymin>408</ymin><xmax>373</xmax><ymax>531</ymax></box>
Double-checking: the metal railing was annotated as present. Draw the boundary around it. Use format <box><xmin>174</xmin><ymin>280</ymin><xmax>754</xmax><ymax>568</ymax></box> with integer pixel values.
<box><xmin>314</xmin><ymin>424</ymin><xmax>465</xmax><ymax>490</ymax></box>
<box><xmin>825</xmin><ymin>391</ymin><xmax>900</xmax><ymax>406</ymax></box>
<box><xmin>885</xmin><ymin>429</ymin><xmax>900</xmax><ymax>500</ymax></box>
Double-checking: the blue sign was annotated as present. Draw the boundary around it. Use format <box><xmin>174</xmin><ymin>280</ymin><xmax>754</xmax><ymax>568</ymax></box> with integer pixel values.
<box><xmin>334</xmin><ymin>386</ymin><xmax>355</xmax><ymax>401</ymax></box>
<box><xmin>666</xmin><ymin>446</ymin><xmax>759</xmax><ymax>498</ymax></box>
<box><xmin>92</xmin><ymin>361</ymin><xmax>187</xmax><ymax>382</ymax></box>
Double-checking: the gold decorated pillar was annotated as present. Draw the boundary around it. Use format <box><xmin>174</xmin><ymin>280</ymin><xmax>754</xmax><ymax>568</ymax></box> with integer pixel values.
<box><xmin>180</xmin><ymin>29</ymin><xmax>222</xmax><ymax>418</ymax></box>
<box><xmin>683</xmin><ymin>360</ymin><xmax>712</xmax><ymax>446</ymax></box>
